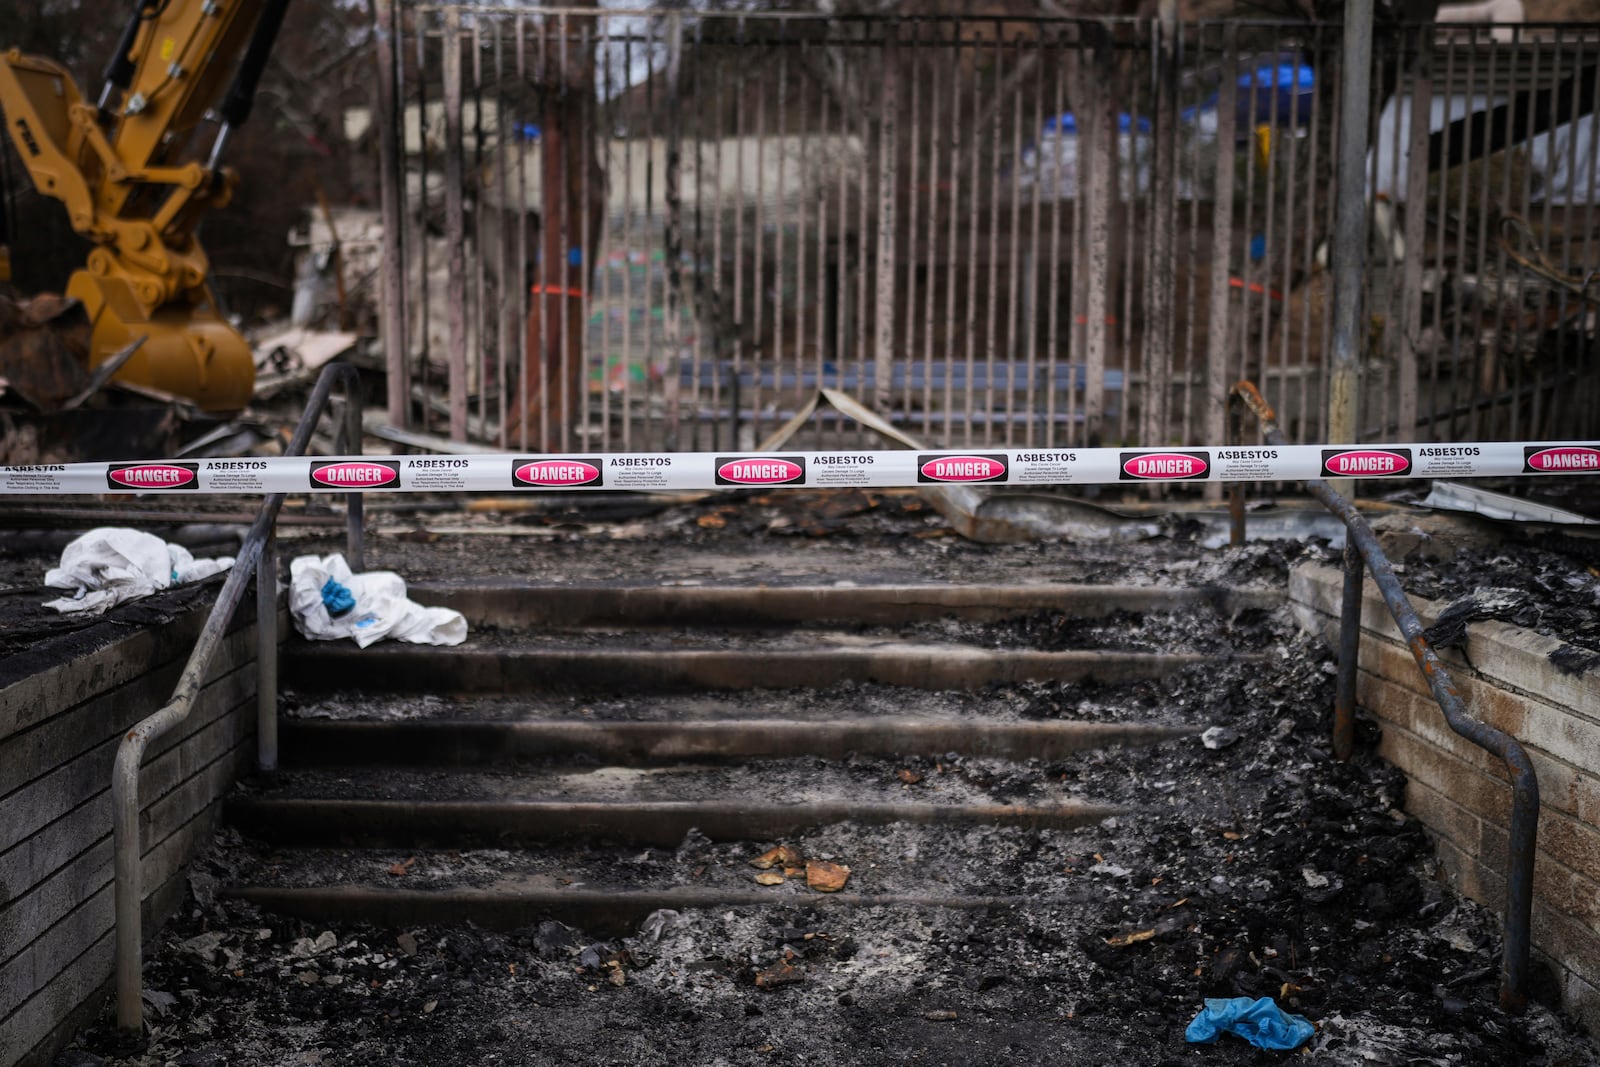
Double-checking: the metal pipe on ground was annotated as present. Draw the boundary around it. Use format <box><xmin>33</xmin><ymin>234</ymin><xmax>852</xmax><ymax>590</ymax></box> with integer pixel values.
<box><xmin>1232</xmin><ymin>379</ymin><xmax>1538</xmax><ymax>1014</ymax></box>
<box><xmin>114</xmin><ymin>363</ymin><xmax>365</xmax><ymax>1033</ymax></box>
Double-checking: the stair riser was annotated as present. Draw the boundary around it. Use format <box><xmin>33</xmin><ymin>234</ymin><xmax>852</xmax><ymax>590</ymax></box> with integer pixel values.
<box><xmin>284</xmin><ymin>648</ymin><xmax>1248</xmax><ymax>694</ymax></box>
<box><xmin>227</xmin><ymin>887</ymin><xmax>1083</xmax><ymax>936</ymax></box>
<box><xmin>278</xmin><ymin>720</ymin><xmax>1195</xmax><ymax>766</ymax></box>
<box><xmin>408</xmin><ymin>583</ymin><xmax>1281</xmax><ymax>629</ymax></box>
<box><xmin>226</xmin><ymin>799</ymin><xmax>1120</xmax><ymax>849</ymax></box>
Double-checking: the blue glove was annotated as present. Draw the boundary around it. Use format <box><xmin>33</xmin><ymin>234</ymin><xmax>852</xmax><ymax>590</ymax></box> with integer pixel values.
<box><xmin>320</xmin><ymin>577</ymin><xmax>356</xmax><ymax>617</ymax></box>
<box><xmin>1185</xmin><ymin>996</ymin><xmax>1314</xmax><ymax>1050</ymax></box>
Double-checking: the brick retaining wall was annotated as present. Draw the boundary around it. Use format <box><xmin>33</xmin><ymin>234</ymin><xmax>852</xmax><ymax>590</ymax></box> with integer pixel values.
<box><xmin>1292</xmin><ymin>561</ymin><xmax>1600</xmax><ymax>1032</ymax></box>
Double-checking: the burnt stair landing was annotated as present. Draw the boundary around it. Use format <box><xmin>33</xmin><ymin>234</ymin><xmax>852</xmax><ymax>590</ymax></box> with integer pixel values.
<box><xmin>223</xmin><ymin>581</ymin><xmax>1276</xmax><ymax>933</ymax></box>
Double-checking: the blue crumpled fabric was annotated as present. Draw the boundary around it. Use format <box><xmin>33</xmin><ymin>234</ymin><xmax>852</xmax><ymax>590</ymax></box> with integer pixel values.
<box><xmin>1185</xmin><ymin>997</ymin><xmax>1315</xmax><ymax>1050</ymax></box>
<box><xmin>320</xmin><ymin>577</ymin><xmax>357</xmax><ymax>617</ymax></box>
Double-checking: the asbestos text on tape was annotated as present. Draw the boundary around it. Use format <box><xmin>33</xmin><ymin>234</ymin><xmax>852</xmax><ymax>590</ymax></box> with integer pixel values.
<box><xmin>1</xmin><ymin>443</ymin><xmax>1596</xmax><ymax>496</ymax></box>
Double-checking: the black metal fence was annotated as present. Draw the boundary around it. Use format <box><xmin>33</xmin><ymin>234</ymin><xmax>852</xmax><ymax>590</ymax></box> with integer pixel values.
<box><xmin>371</xmin><ymin>7</ymin><xmax>1600</xmax><ymax>452</ymax></box>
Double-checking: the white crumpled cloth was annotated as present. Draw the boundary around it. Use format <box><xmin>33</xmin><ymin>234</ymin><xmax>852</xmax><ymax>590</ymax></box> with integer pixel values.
<box><xmin>43</xmin><ymin>527</ymin><xmax>235</xmax><ymax>615</ymax></box>
<box><xmin>287</xmin><ymin>553</ymin><xmax>467</xmax><ymax>648</ymax></box>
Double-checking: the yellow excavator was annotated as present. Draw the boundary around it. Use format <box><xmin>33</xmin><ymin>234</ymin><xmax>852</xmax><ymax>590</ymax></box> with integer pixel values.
<box><xmin>0</xmin><ymin>0</ymin><xmax>290</xmax><ymax>411</ymax></box>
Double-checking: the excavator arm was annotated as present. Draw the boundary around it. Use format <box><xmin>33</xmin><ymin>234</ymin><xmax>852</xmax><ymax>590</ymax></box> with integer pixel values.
<box><xmin>0</xmin><ymin>0</ymin><xmax>290</xmax><ymax>411</ymax></box>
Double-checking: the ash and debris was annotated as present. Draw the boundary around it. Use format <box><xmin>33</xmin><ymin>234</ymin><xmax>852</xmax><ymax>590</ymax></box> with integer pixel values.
<box><xmin>14</xmin><ymin>488</ymin><xmax>1600</xmax><ymax>1064</ymax></box>
<box><xmin>1402</xmin><ymin>544</ymin><xmax>1600</xmax><ymax>673</ymax></box>
<box><xmin>55</xmin><ymin>597</ymin><xmax>1600</xmax><ymax>1066</ymax></box>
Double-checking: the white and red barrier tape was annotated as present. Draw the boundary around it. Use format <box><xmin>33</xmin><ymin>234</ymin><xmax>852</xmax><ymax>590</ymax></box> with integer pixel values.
<box><xmin>0</xmin><ymin>443</ymin><xmax>1595</xmax><ymax>495</ymax></box>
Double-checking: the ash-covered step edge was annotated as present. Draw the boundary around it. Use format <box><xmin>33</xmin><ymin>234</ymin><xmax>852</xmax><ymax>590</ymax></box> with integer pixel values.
<box><xmin>226</xmin><ymin>764</ymin><xmax>1117</xmax><ymax>847</ymax></box>
<box><xmin>405</xmin><ymin>580</ymin><xmax>1282</xmax><ymax>629</ymax></box>
<box><xmin>278</xmin><ymin>718</ymin><xmax>1195</xmax><ymax>767</ymax></box>
<box><xmin>282</xmin><ymin>640</ymin><xmax>1265</xmax><ymax>694</ymax></box>
<box><xmin>224</xmin><ymin>885</ymin><xmax>1098</xmax><ymax>936</ymax></box>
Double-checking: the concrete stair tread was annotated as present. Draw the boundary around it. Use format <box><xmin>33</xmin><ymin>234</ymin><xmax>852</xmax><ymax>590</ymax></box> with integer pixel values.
<box><xmin>282</xmin><ymin>687</ymin><xmax>1157</xmax><ymax>725</ymax></box>
<box><xmin>282</xmin><ymin>640</ymin><xmax>1258</xmax><ymax>693</ymax></box>
<box><xmin>405</xmin><ymin>579</ymin><xmax>1281</xmax><ymax>630</ymax></box>
<box><xmin>276</xmin><ymin>716</ymin><xmax>1195</xmax><ymax>766</ymax></box>
<box><xmin>237</xmin><ymin>762</ymin><xmax>1101</xmax><ymax>806</ymax></box>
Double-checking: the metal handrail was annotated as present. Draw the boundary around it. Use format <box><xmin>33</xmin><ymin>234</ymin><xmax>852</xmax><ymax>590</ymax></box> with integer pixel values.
<box><xmin>112</xmin><ymin>362</ymin><xmax>366</xmax><ymax>1032</ymax></box>
<box><xmin>1231</xmin><ymin>379</ymin><xmax>1539</xmax><ymax>1014</ymax></box>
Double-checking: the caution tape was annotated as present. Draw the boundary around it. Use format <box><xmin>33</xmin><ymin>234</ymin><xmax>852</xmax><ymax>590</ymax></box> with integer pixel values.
<box><xmin>1</xmin><ymin>443</ymin><xmax>1596</xmax><ymax>496</ymax></box>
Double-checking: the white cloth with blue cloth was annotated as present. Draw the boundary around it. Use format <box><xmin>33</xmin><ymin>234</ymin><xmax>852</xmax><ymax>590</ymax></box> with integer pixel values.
<box><xmin>287</xmin><ymin>552</ymin><xmax>466</xmax><ymax>648</ymax></box>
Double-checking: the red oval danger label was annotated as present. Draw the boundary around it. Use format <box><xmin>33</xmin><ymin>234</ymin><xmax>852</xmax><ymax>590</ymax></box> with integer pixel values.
<box><xmin>1525</xmin><ymin>446</ymin><xmax>1600</xmax><ymax>473</ymax></box>
<box><xmin>311</xmin><ymin>461</ymin><xmax>399</xmax><ymax>488</ymax></box>
<box><xmin>716</xmin><ymin>459</ymin><xmax>803</xmax><ymax>485</ymax></box>
<box><xmin>1120</xmin><ymin>452</ymin><xmax>1209</xmax><ymax>480</ymax></box>
<box><xmin>107</xmin><ymin>463</ymin><xmax>197</xmax><ymax>489</ymax></box>
<box><xmin>1321</xmin><ymin>449</ymin><xmax>1411</xmax><ymax>477</ymax></box>
<box><xmin>515</xmin><ymin>460</ymin><xmax>601</xmax><ymax>486</ymax></box>
<box><xmin>919</xmin><ymin>456</ymin><xmax>1007</xmax><ymax>482</ymax></box>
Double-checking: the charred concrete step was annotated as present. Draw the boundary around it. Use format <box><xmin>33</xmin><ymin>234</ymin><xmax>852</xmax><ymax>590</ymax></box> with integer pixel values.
<box><xmin>226</xmin><ymin>764</ymin><xmax>1119</xmax><ymax>849</ymax></box>
<box><xmin>282</xmin><ymin>636</ymin><xmax>1255</xmax><ymax>694</ymax></box>
<box><xmin>220</xmin><ymin>819</ymin><xmax>1123</xmax><ymax>934</ymax></box>
<box><xmin>406</xmin><ymin>580</ymin><xmax>1281</xmax><ymax>630</ymax></box>
<box><xmin>227</xmin><ymin>884</ymin><xmax>1081</xmax><ymax>936</ymax></box>
<box><xmin>277</xmin><ymin>716</ymin><xmax>1194</xmax><ymax>767</ymax></box>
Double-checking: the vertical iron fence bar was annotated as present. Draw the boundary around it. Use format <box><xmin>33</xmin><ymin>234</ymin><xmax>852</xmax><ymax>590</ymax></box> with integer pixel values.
<box><xmin>1469</xmin><ymin>31</ymin><xmax>1498</xmax><ymax>441</ymax></box>
<box><xmin>1004</xmin><ymin>34</ymin><xmax>1025</xmax><ymax>445</ymax></box>
<box><xmin>511</xmin><ymin>13</ymin><xmax>528</xmax><ymax>451</ymax></box>
<box><xmin>494</xmin><ymin>22</ymin><xmax>511</xmax><ymax>445</ymax></box>
<box><xmin>1044</xmin><ymin>29</ymin><xmax>1066</xmax><ymax>449</ymax></box>
<box><xmin>809</xmin><ymin>36</ymin><xmax>828</xmax><ymax>449</ymax></box>
<box><xmin>834</xmin><ymin>26</ymin><xmax>852</xmax><ymax>446</ymax></box>
<box><xmin>1370</xmin><ymin>39</ymin><xmax>1395</xmax><ymax>442</ymax></box>
<box><xmin>1297</xmin><ymin>24</ymin><xmax>1326</xmax><ymax>443</ymax></box>
<box><xmin>709</xmin><ymin>29</ymin><xmax>729</xmax><ymax>450</ymax></box>
<box><xmin>1540</xmin><ymin>30</ymin><xmax>1568</xmax><ymax>439</ymax></box>
<box><xmin>1025</xmin><ymin>29</ymin><xmax>1046</xmax><ymax>448</ymax></box>
<box><xmin>1276</xmin><ymin>44</ymin><xmax>1301</xmax><ymax>441</ymax></box>
<box><xmin>1446</xmin><ymin>31</ymin><xmax>1479</xmax><ymax>441</ymax></box>
<box><xmin>940</xmin><ymin>30</ymin><xmax>953</xmax><ymax>447</ymax></box>
<box><xmin>1069</xmin><ymin>28</ymin><xmax>1087</xmax><ymax>449</ymax></box>
<box><xmin>415</xmin><ymin>18</ymin><xmax>433</xmax><ymax>434</ymax></box>
<box><xmin>596</xmin><ymin>21</ymin><xmax>613</xmax><ymax>449</ymax></box>
<box><xmin>984</xmin><ymin>27</ymin><xmax>1003</xmax><ymax>447</ymax></box>
<box><xmin>1116</xmin><ymin>44</ymin><xmax>1136</xmax><ymax>448</ymax></box>
<box><xmin>774</xmin><ymin>25</ymin><xmax>791</xmax><ymax>431</ymax></box>
<box><xmin>1238</xmin><ymin>47</ymin><xmax>1260</xmax><ymax>395</ymax></box>
<box><xmin>1498</xmin><ymin>30</ymin><xmax>1526</xmax><ymax>442</ymax></box>
<box><xmin>1399</xmin><ymin>31</ymin><xmax>1430</xmax><ymax>442</ymax></box>
<box><xmin>1180</xmin><ymin>23</ymin><xmax>1202</xmax><ymax>446</ymax></box>
<box><xmin>902</xmin><ymin>23</ymin><xmax>921</xmax><ymax>432</ymax></box>
<box><xmin>617</xmin><ymin>24</ymin><xmax>636</xmax><ymax>452</ymax></box>
<box><xmin>555</xmin><ymin>14</ymin><xmax>573</xmax><ymax>451</ymax></box>
<box><xmin>532</xmin><ymin>16</ymin><xmax>550</xmax><ymax>450</ymax></box>
<box><xmin>1579</xmin><ymin>32</ymin><xmax>1600</xmax><ymax>437</ymax></box>
<box><xmin>1084</xmin><ymin>28</ymin><xmax>1112</xmax><ymax>446</ymax></box>
<box><xmin>663</xmin><ymin>12</ymin><xmax>684</xmax><ymax>449</ymax></box>
<box><xmin>790</xmin><ymin>24</ymin><xmax>808</xmax><ymax>441</ymax></box>
<box><xmin>1429</xmin><ymin>36</ymin><xmax>1458</xmax><ymax>443</ymax></box>
<box><xmin>443</xmin><ymin>9</ymin><xmax>469</xmax><ymax>440</ymax></box>
<box><xmin>964</xmin><ymin>33</ymin><xmax>981</xmax><ymax>450</ymax></box>
<box><xmin>578</xmin><ymin>19</ymin><xmax>596</xmax><ymax>449</ymax></box>
<box><xmin>921</xmin><ymin>25</ymin><xmax>943</xmax><ymax>445</ymax></box>
<box><xmin>472</xmin><ymin>18</ymin><xmax>486</xmax><ymax>439</ymax></box>
<box><xmin>752</xmin><ymin>24</ymin><xmax>770</xmax><ymax>444</ymax></box>
<box><xmin>1516</xmin><ymin>32</ymin><xmax>1542</xmax><ymax>441</ymax></box>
